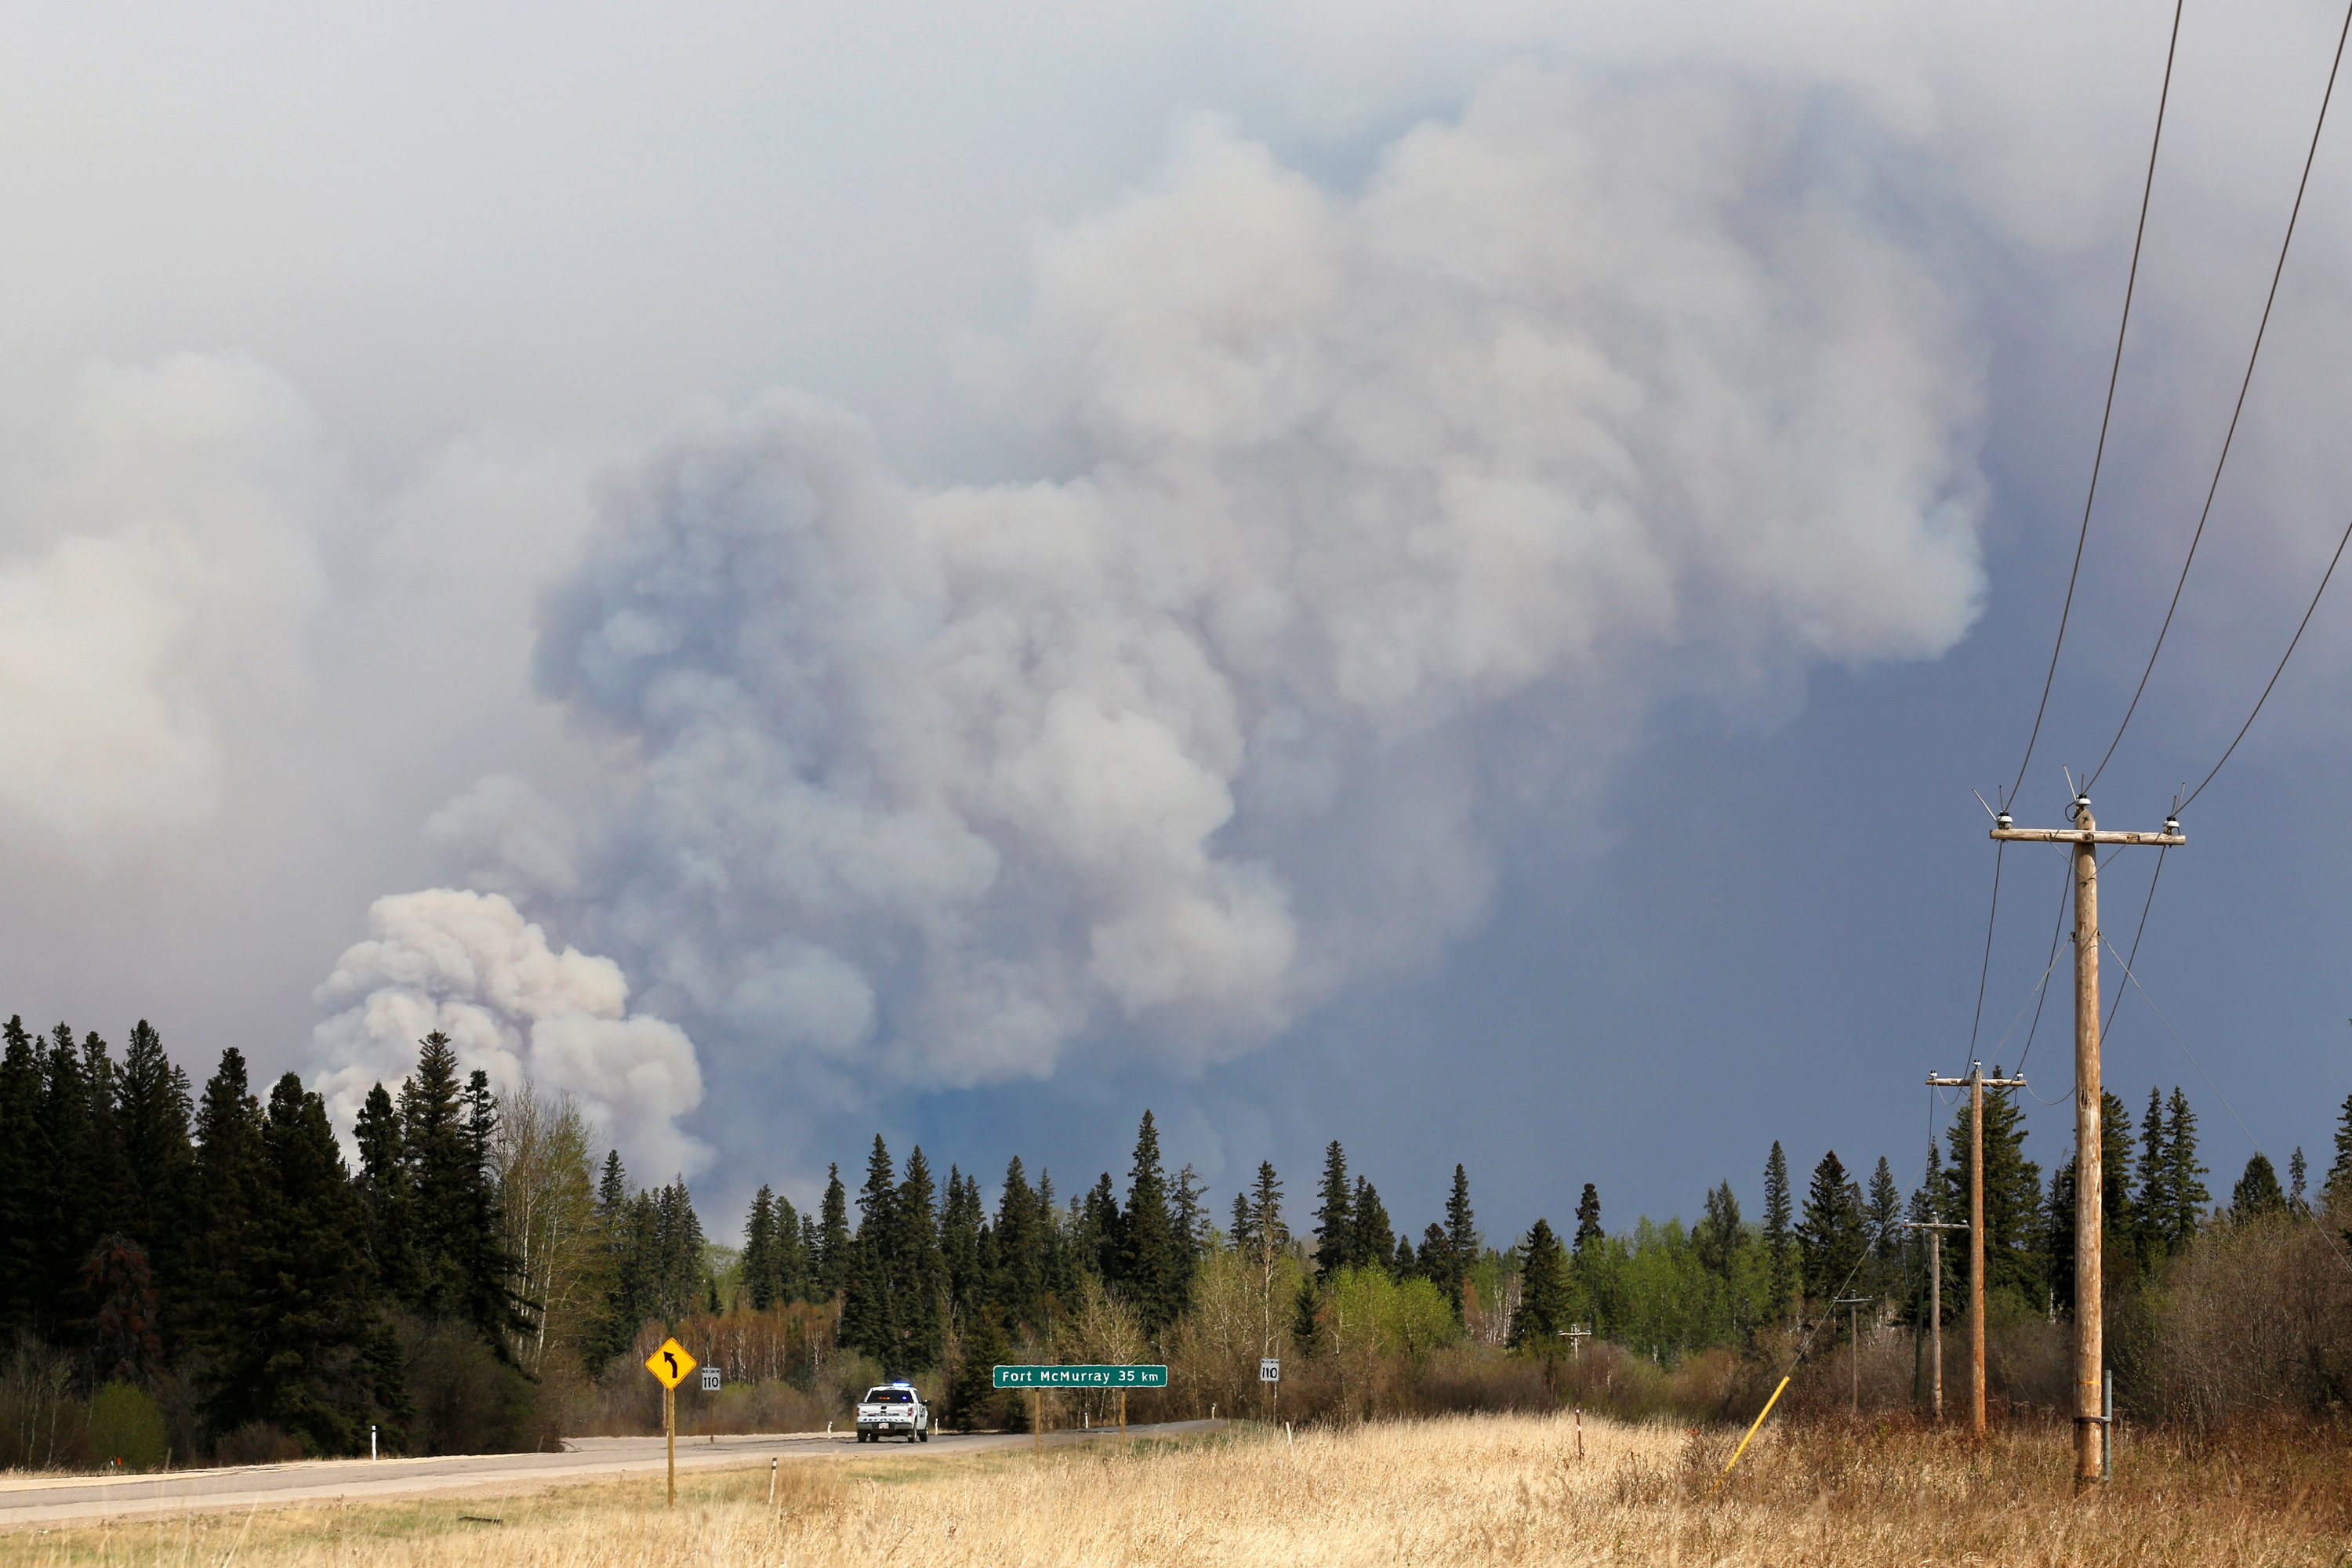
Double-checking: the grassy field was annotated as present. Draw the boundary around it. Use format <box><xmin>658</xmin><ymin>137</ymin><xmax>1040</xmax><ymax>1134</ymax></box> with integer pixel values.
<box><xmin>8</xmin><ymin>1414</ymin><xmax>2350</xmax><ymax>1566</ymax></box>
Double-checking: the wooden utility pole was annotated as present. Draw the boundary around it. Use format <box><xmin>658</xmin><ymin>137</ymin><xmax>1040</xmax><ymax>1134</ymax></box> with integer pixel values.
<box><xmin>1926</xmin><ymin>1061</ymin><xmax>2026</xmax><ymax>1434</ymax></box>
<box><xmin>1990</xmin><ymin>796</ymin><xmax>2180</xmax><ymax>1485</ymax></box>
<box><xmin>1904</xmin><ymin>1218</ymin><xmax>1968</xmax><ymax>1421</ymax></box>
<box><xmin>1832</xmin><ymin>1295</ymin><xmax>1876</xmax><ymax>1415</ymax></box>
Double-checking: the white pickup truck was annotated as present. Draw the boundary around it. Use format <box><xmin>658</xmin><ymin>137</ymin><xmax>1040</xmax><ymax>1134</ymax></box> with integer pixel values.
<box><xmin>855</xmin><ymin>1381</ymin><xmax>931</xmax><ymax>1443</ymax></box>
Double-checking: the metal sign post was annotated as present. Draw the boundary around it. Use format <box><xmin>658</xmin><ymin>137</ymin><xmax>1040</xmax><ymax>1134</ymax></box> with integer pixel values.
<box><xmin>644</xmin><ymin>1337</ymin><xmax>698</xmax><ymax>1508</ymax></box>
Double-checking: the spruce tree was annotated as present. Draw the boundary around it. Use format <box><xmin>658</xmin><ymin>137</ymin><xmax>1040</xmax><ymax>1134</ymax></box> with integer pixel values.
<box><xmin>1312</xmin><ymin>1141</ymin><xmax>1353</xmax><ymax>1279</ymax></box>
<box><xmin>2159</xmin><ymin>1087</ymin><xmax>2209</xmax><ymax>1251</ymax></box>
<box><xmin>2046</xmin><ymin>1090</ymin><xmax>2135</xmax><ymax>1312</ymax></box>
<box><xmin>1080</xmin><ymin>1173</ymin><xmax>1121</xmax><ymax>1283</ymax></box>
<box><xmin>815</xmin><ymin>1163</ymin><xmax>852</xmax><ymax>1301</ymax></box>
<box><xmin>1762</xmin><ymin>1142</ymin><xmax>1795</xmax><ymax>1319</ymax></box>
<box><xmin>1170</xmin><ymin>1162</ymin><xmax>1208</xmax><ymax>1305</ymax></box>
<box><xmin>743</xmin><ymin>1188</ymin><xmax>778</xmax><ymax>1310</ymax></box>
<box><xmin>1505</xmin><ymin>1218</ymin><xmax>1570</xmax><ymax>1350</ymax></box>
<box><xmin>2230</xmin><ymin>1152</ymin><xmax>2285</xmax><ymax>1220</ymax></box>
<box><xmin>1440</xmin><ymin>1164</ymin><xmax>1477</xmax><ymax>1320</ymax></box>
<box><xmin>1694</xmin><ymin>1181</ymin><xmax>1744</xmax><ymax>1281</ymax></box>
<box><xmin>993</xmin><ymin>1157</ymin><xmax>1041</xmax><ymax>1328</ymax></box>
<box><xmin>1865</xmin><ymin>1157</ymin><xmax>1903</xmax><ymax>1290</ymax></box>
<box><xmin>0</xmin><ymin>1018</ymin><xmax>45</xmax><ymax>1332</ymax></box>
<box><xmin>586</xmin><ymin>1150</ymin><xmax>633</xmax><ymax>1373</ymax></box>
<box><xmin>1349</xmin><ymin>1178</ymin><xmax>1395</xmax><ymax>1277</ymax></box>
<box><xmin>2288</xmin><ymin>1147</ymin><xmax>2310</xmax><ymax>1218</ymax></box>
<box><xmin>1229</xmin><ymin>1191</ymin><xmax>1250</xmax><ymax>1246</ymax></box>
<box><xmin>115</xmin><ymin>1022</ymin><xmax>194</xmax><ymax>1342</ymax></box>
<box><xmin>896</xmin><ymin>1147</ymin><xmax>946</xmax><ymax>1369</ymax></box>
<box><xmin>353</xmin><ymin>1084</ymin><xmax>418</xmax><ymax>1308</ymax></box>
<box><xmin>1246</xmin><ymin>1162</ymin><xmax>1287</xmax><ymax>1257</ymax></box>
<box><xmin>840</xmin><ymin>1138</ymin><xmax>899</xmax><ymax>1361</ymax></box>
<box><xmin>2325</xmin><ymin>1092</ymin><xmax>2352</xmax><ymax>1215</ymax></box>
<box><xmin>1119</xmin><ymin>1112</ymin><xmax>1182</xmax><ymax>1333</ymax></box>
<box><xmin>459</xmin><ymin>1069</ymin><xmax>528</xmax><ymax>1357</ymax></box>
<box><xmin>186</xmin><ymin>1051</ymin><xmax>267</xmax><ymax>1436</ymax></box>
<box><xmin>38</xmin><ymin>1024</ymin><xmax>96</xmax><ymax>1316</ymax></box>
<box><xmin>1572</xmin><ymin>1183</ymin><xmax>1604</xmax><ymax>1258</ymax></box>
<box><xmin>234</xmin><ymin>1073</ymin><xmax>405</xmax><ymax>1454</ymax></box>
<box><xmin>2134</xmin><ymin>1085</ymin><xmax>2169</xmax><ymax>1263</ymax></box>
<box><xmin>940</xmin><ymin>1167</ymin><xmax>984</xmax><ymax>1318</ymax></box>
<box><xmin>1797</xmin><ymin>1152</ymin><xmax>1865</xmax><ymax>1305</ymax></box>
<box><xmin>397</xmin><ymin>1032</ymin><xmax>474</xmax><ymax>1320</ymax></box>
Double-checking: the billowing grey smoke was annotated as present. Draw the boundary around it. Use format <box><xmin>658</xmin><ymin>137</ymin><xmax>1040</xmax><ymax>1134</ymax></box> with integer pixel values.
<box><xmin>509</xmin><ymin>67</ymin><xmax>1987</xmax><ymax>1111</ymax></box>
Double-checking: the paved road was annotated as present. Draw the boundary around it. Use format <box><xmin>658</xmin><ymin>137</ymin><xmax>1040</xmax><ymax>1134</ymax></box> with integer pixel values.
<box><xmin>0</xmin><ymin>1421</ymin><xmax>1225</xmax><ymax>1529</ymax></box>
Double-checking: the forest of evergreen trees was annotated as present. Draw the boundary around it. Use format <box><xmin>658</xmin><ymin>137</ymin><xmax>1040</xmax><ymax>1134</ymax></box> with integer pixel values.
<box><xmin>5</xmin><ymin>1019</ymin><xmax>2350</xmax><ymax>1470</ymax></box>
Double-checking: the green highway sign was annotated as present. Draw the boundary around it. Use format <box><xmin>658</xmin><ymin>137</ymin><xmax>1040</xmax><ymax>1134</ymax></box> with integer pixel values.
<box><xmin>993</xmin><ymin>1363</ymin><xmax>1167</xmax><ymax>1388</ymax></box>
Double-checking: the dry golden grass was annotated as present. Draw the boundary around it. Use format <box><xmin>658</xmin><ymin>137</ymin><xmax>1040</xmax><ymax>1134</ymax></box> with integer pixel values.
<box><xmin>9</xmin><ymin>1414</ymin><xmax>2350</xmax><ymax>1566</ymax></box>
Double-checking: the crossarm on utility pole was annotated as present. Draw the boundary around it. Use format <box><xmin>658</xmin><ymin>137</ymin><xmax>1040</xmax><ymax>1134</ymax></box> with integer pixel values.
<box><xmin>1989</xmin><ymin>828</ymin><xmax>2183</xmax><ymax>844</ymax></box>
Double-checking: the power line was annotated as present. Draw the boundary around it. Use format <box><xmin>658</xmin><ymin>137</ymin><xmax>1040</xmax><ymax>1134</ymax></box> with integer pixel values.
<box><xmin>2088</xmin><ymin>0</ymin><xmax>2352</xmax><ymax>792</ymax></box>
<box><xmin>1962</xmin><ymin>841</ymin><xmax>2006</xmax><ymax>1071</ymax></box>
<box><xmin>2177</xmin><ymin>510</ymin><xmax>2352</xmax><ymax>812</ymax></box>
<box><xmin>2010</xmin><ymin>0</ymin><xmax>2185</xmax><ymax>805</ymax></box>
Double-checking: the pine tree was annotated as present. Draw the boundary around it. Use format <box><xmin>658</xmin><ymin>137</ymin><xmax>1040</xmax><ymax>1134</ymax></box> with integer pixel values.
<box><xmin>815</xmin><ymin>1163</ymin><xmax>852</xmax><ymax>1301</ymax></box>
<box><xmin>1229</xmin><ymin>1191</ymin><xmax>1250</xmax><ymax>1245</ymax></box>
<box><xmin>992</xmin><ymin>1158</ymin><xmax>1042</xmax><ymax>1329</ymax></box>
<box><xmin>1080</xmin><ymin>1172</ymin><xmax>1120</xmax><ymax>1283</ymax></box>
<box><xmin>840</xmin><ymin>1138</ymin><xmax>899</xmax><ymax>1362</ymax></box>
<box><xmin>1572</xmin><ymin>1183</ymin><xmax>1604</xmax><ymax>1258</ymax></box>
<box><xmin>38</xmin><ymin>1024</ymin><xmax>96</xmax><ymax>1317</ymax></box>
<box><xmin>1349</xmin><ymin>1178</ymin><xmax>1395</xmax><ymax>1277</ymax></box>
<box><xmin>1312</xmin><ymin>1141</ymin><xmax>1353</xmax><ymax>1279</ymax></box>
<box><xmin>1863</xmin><ymin>1152</ymin><xmax>1900</xmax><ymax>1288</ymax></box>
<box><xmin>236</xmin><ymin>1073</ymin><xmax>405</xmax><ymax>1454</ymax></box>
<box><xmin>397</xmin><ymin>1032</ymin><xmax>474</xmax><ymax>1321</ymax></box>
<box><xmin>353</xmin><ymin>1084</ymin><xmax>419</xmax><ymax>1309</ymax></box>
<box><xmin>2325</xmin><ymin>1092</ymin><xmax>2352</xmax><ymax>1215</ymax></box>
<box><xmin>1246</xmin><ymin>1162</ymin><xmax>1287</xmax><ymax>1258</ymax></box>
<box><xmin>896</xmin><ymin>1147</ymin><xmax>946</xmax><ymax>1369</ymax></box>
<box><xmin>586</xmin><ymin>1150</ymin><xmax>633</xmax><ymax>1373</ymax></box>
<box><xmin>2288</xmin><ymin>1147</ymin><xmax>2310</xmax><ymax>1218</ymax></box>
<box><xmin>1762</xmin><ymin>1142</ymin><xmax>1795</xmax><ymax>1319</ymax></box>
<box><xmin>1694</xmin><ymin>1181</ymin><xmax>1744</xmax><ymax>1281</ymax></box>
<box><xmin>1797</xmin><ymin>1152</ymin><xmax>1865</xmax><ymax>1305</ymax></box>
<box><xmin>2159</xmin><ymin>1087</ymin><xmax>2209</xmax><ymax>1252</ymax></box>
<box><xmin>1119</xmin><ymin>1111</ymin><xmax>1183</xmax><ymax>1334</ymax></box>
<box><xmin>186</xmin><ymin>1051</ymin><xmax>267</xmax><ymax>1436</ymax></box>
<box><xmin>459</xmin><ymin>1069</ymin><xmax>528</xmax><ymax>1356</ymax></box>
<box><xmin>1440</xmin><ymin>1164</ymin><xmax>1477</xmax><ymax>1321</ymax></box>
<box><xmin>940</xmin><ymin>1167</ymin><xmax>984</xmax><ymax>1319</ymax></box>
<box><xmin>2230</xmin><ymin>1153</ymin><xmax>2285</xmax><ymax>1220</ymax></box>
<box><xmin>2134</xmin><ymin>1085</ymin><xmax>2169</xmax><ymax>1263</ymax></box>
<box><xmin>1170</xmin><ymin>1163</ymin><xmax>1208</xmax><ymax>1305</ymax></box>
<box><xmin>743</xmin><ymin>1188</ymin><xmax>778</xmax><ymax>1310</ymax></box>
<box><xmin>1505</xmin><ymin>1218</ymin><xmax>1571</xmax><ymax>1351</ymax></box>
<box><xmin>115</xmin><ymin>1021</ymin><xmax>194</xmax><ymax>1342</ymax></box>
<box><xmin>0</xmin><ymin>1018</ymin><xmax>45</xmax><ymax>1333</ymax></box>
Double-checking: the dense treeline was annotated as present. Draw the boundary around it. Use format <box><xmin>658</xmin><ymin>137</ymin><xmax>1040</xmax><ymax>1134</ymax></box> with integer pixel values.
<box><xmin>7</xmin><ymin>1018</ymin><xmax>2350</xmax><ymax>1470</ymax></box>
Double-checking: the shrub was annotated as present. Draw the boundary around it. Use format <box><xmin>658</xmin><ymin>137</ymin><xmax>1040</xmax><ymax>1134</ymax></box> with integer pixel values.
<box><xmin>86</xmin><ymin>1382</ymin><xmax>169</xmax><ymax>1471</ymax></box>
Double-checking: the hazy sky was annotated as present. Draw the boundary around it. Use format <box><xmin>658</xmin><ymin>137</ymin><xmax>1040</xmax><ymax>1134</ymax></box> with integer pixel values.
<box><xmin>5</xmin><ymin>1</ymin><xmax>2350</xmax><ymax>1247</ymax></box>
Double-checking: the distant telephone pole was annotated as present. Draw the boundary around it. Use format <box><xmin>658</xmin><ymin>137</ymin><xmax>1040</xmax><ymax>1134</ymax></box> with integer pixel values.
<box><xmin>1832</xmin><ymin>1295</ymin><xmax>1876</xmax><ymax>1415</ymax></box>
<box><xmin>1926</xmin><ymin>1061</ymin><xmax>2026</xmax><ymax>1435</ymax></box>
<box><xmin>1903</xmin><ymin>1218</ymin><xmax>1968</xmax><ymax>1421</ymax></box>
<box><xmin>1987</xmin><ymin>794</ymin><xmax>2180</xmax><ymax>1485</ymax></box>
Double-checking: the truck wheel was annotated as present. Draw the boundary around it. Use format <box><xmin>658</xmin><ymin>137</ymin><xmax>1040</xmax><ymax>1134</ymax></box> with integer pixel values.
<box><xmin>919</xmin><ymin>1428</ymin><xmax>929</xmax><ymax>1443</ymax></box>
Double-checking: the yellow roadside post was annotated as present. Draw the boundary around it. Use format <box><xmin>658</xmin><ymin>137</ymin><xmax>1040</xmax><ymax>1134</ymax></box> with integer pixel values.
<box><xmin>644</xmin><ymin>1338</ymin><xmax>697</xmax><ymax>1508</ymax></box>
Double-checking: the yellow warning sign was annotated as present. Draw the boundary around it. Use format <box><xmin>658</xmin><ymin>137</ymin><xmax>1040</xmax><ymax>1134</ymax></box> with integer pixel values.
<box><xmin>645</xmin><ymin>1337</ymin><xmax>697</xmax><ymax>1389</ymax></box>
